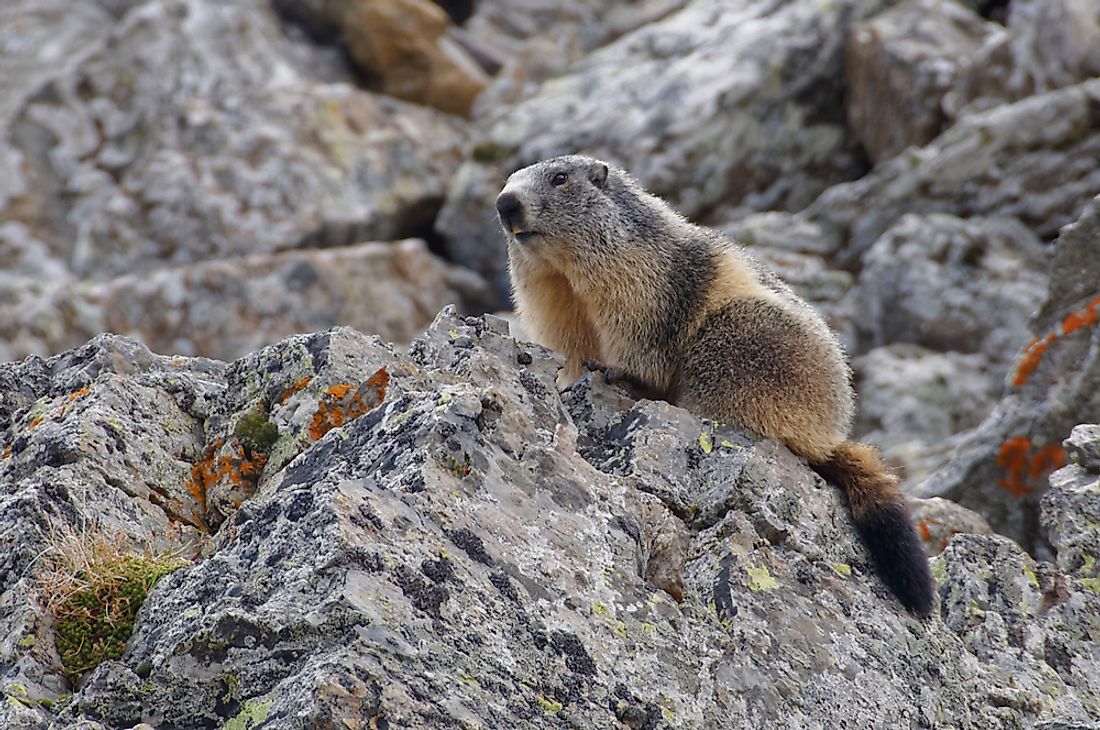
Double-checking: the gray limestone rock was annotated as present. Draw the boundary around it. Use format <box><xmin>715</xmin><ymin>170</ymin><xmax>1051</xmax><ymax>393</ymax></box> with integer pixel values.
<box><xmin>946</xmin><ymin>0</ymin><xmax>1100</xmax><ymax>117</ymax></box>
<box><xmin>0</xmin><ymin>0</ymin><xmax>475</xmax><ymax>360</ymax></box>
<box><xmin>0</xmin><ymin>238</ymin><xmax>487</xmax><ymax>363</ymax></box>
<box><xmin>1</xmin><ymin>308</ymin><xmax>1099</xmax><ymax>727</ymax></box>
<box><xmin>808</xmin><ymin>78</ymin><xmax>1100</xmax><ymax>267</ymax></box>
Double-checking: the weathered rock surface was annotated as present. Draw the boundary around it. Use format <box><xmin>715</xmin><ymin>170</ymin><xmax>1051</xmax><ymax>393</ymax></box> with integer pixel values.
<box><xmin>808</xmin><ymin>77</ymin><xmax>1100</xmax><ymax>267</ymax></box>
<box><xmin>946</xmin><ymin>0</ymin><xmax>1100</xmax><ymax>116</ymax></box>
<box><xmin>0</xmin><ymin>238</ymin><xmax>486</xmax><ymax>363</ymax></box>
<box><xmin>846</xmin><ymin>0</ymin><xmax>994</xmax><ymax>164</ymax></box>
<box><xmin>3</xmin><ymin>0</ymin><xmax>470</xmax><ymax>277</ymax></box>
<box><xmin>856</xmin><ymin>213</ymin><xmax>1046</xmax><ymax>365</ymax></box>
<box><xmin>1</xmin><ymin>308</ymin><xmax>1099</xmax><ymax>728</ymax></box>
<box><xmin>438</xmin><ymin>0</ymin><xmax>891</xmax><ymax>302</ymax></box>
<box><xmin>0</xmin><ymin>0</ymin><xmax>482</xmax><ymax>362</ymax></box>
<box><xmin>915</xmin><ymin>194</ymin><xmax>1100</xmax><ymax>554</ymax></box>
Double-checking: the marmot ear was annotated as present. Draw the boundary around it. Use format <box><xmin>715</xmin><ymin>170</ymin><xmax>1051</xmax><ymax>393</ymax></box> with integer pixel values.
<box><xmin>589</xmin><ymin>161</ymin><xmax>609</xmax><ymax>189</ymax></box>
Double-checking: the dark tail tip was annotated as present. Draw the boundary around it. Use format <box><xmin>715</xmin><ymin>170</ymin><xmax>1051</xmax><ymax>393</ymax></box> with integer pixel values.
<box><xmin>853</xmin><ymin>503</ymin><xmax>935</xmax><ymax>618</ymax></box>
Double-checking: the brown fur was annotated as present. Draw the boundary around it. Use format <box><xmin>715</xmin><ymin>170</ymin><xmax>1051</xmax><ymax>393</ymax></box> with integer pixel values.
<box><xmin>814</xmin><ymin>442</ymin><xmax>904</xmax><ymax>520</ymax></box>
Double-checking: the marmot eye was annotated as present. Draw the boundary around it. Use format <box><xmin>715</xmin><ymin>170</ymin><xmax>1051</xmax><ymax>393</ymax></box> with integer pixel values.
<box><xmin>551</xmin><ymin>172</ymin><xmax>568</xmax><ymax>186</ymax></box>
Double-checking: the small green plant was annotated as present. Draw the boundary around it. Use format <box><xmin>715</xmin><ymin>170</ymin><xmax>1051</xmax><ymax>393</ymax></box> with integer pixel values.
<box><xmin>233</xmin><ymin>407</ymin><xmax>280</xmax><ymax>453</ymax></box>
<box><xmin>38</xmin><ymin>525</ymin><xmax>187</xmax><ymax>681</ymax></box>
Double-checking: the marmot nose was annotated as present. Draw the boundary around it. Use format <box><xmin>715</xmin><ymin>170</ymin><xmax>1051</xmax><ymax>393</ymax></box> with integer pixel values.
<box><xmin>496</xmin><ymin>191</ymin><xmax>523</xmax><ymax>228</ymax></box>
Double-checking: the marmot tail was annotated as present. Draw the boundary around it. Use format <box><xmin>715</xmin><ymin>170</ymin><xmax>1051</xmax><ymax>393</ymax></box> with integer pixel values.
<box><xmin>813</xmin><ymin>442</ymin><xmax>935</xmax><ymax>617</ymax></box>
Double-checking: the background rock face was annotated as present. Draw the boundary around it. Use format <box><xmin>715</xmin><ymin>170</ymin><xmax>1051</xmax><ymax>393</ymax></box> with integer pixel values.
<box><xmin>1</xmin><ymin>310</ymin><xmax>1099</xmax><ymax>728</ymax></box>
<box><xmin>3</xmin><ymin>0</ymin><xmax>1100</xmax><ymax>725</ymax></box>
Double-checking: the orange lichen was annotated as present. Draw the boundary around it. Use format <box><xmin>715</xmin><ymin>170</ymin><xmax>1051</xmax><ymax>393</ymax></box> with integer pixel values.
<box><xmin>1012</xmin><ymin>334</ymin><xmax>1056</xmax><ymax>387</ymax></box>
<box><xmin>2</xmin><ymin>444</ymin><xmax>10</xmax><ymax>460</ymax></box>
<box><xmin>996</xmin><ymin>437</ymin><xmax>1065</xmax><ymax>498</ymax></box>
<box><xmin>58</xmin><ymin>387</ymin><xmax>90</xmax><ymax>417</ymax></box>
<box><xmin>185</xmin><ymin>437</ymin><xmax>270</xmax><ymax>530</ymax></box>
<box><xmin>308</xmin><ymin>368</ymin><xmax>389</xmax><ymax>441</ymax></box>
<box><xmin>278</xmin><ymin>376</ymin><xmax>313</xmax><ymax>404</ymax></box>
<box><xmin>1012</xmin><ymin>295</ymin><xmax>1100</xmax><ymax>386</ymax></box>
<box><xmin>917</xmin><ymin>520</ymin><xmax>934</xmax><ymax>542</ymax></box>
<box><xmin>1062</xmin><ymin>295</ymin><xmax>1100</xmax><ymax>334</ymax></box>
<box><xmin>1028</xmin><ymin>444</ymin><xmax>1066</xmax><ymax>479</ymax></box>
<box><xmin>996</xmin><ymin>437</ymin><xmax>1033</xmax><ymax>497</ymax></box>
<box><xmin>28</xmin><ymin>417</ymin><xmax>43</xmax><ymax>430</ymax></box>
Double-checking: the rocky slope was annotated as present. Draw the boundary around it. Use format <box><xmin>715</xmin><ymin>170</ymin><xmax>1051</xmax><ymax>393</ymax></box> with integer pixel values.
<box><xmin>0</xmin><ymin>308</ymin><xmax>1098</xmax><ymax>729</ymax></box>
<box><xmin>3</xmin><ymin>0</ymin><xmax>1100</xmax><ymax>726</ymax></box>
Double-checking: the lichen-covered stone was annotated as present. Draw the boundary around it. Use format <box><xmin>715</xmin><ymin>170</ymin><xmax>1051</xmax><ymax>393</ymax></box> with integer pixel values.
<box><xmin>915</xmin><ymin>194</ymin><xmax>1100</xmax><ymax>553</ymax></box>
<box><xmin>2</xmin><ymin>308</ymin><xmax>1099</xmax><ymax>727</ymax></box>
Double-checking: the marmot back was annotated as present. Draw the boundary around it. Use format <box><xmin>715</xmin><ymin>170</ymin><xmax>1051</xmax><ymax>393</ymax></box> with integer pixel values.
<box><xmin>497</xmin><ymin>155</ymin><xmax>934</xmax><ymax>617</ymax></box>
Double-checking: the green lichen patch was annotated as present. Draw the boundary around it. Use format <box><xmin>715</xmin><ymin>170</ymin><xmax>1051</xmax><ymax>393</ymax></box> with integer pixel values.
<box><xmin>39</xmin><ymin>527</ymin><xmax>187</xmax><ymax>681</ymax></box>
<box><xmin>223</xmin><ymin>697</ymin><xmax>273</xmax><ymax>730</ymax></box>
<box><xmin>830</xmin><ymin>563</ymin><xmax>852</xmax><ymax>578</ymax></box>
<box><xmin>746</xmin><ymin>565</ymin><xmax>779</xmax><ymax>592</ymax></box>
<box><xmin>535</xmin><ymin>694</ymin><xmax>563</xmax><ymax>715</ymax></box>
<box><xmin>233</xmin><ymin>407</ymin><xmax>280</xmax><ymax>453</ymax></box>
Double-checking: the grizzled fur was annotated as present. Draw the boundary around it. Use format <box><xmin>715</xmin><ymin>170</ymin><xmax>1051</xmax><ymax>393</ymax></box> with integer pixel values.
<box><xmin>497</xmin><ymin>155</ymin><xmax>934</xmax><ymax>617</ymax></box>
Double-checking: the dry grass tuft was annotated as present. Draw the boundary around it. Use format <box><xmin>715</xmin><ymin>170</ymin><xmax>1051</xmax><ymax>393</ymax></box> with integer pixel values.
<box><xmin>37</xmin><ymin>522</ymin><xmax>188</xmax><ymax>681</ymax></box>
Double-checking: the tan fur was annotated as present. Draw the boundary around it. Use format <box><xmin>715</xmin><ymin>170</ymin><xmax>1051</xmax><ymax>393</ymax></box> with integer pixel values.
<box><xmin>695</xmin><ymin>248</ymin><xmax>782</xmax><ymax>327</ymax></box>
<box><xmin>509</xmin><ymin>250</ymin><xmax>600</xmax><ymax>381</ymax></box>
<box><xmin>815</xmin><ymin>442</ymin><xmax>903</xmax><ymax>519</ymax></box>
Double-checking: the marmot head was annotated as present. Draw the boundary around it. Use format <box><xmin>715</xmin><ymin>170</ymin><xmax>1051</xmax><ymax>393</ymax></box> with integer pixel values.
<box><xmin>495</xmin><ymin>155</ymin><xmax>620</xmax><ymax>265</ymax></box>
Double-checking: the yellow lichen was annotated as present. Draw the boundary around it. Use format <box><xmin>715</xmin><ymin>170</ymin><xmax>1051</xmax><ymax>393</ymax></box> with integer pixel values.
<box><xmin>746</xmin><ymin>565</ymin><xmax>779</xmax><ymax>591</ymax></box>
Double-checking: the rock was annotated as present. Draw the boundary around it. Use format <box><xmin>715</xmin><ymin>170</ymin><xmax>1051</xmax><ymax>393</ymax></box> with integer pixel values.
<box><xmin>464</xmin><ymin>0</ymin><xmax>688</xmax><ymax>112</ymax></box>
<box><xmin>437</xmin><ymin>0</ymin><xmax>892</xmax><ymax>305</ymax></box>
<box><xmin>1065</xmin><ymin>424</ymin><xmax>1100</xmax><ymax>472</ymax></box>
<box><xmin>855</xmin><ymin>213</ymin><xmax>1047</xmax><ymax>365</ymax></box>
<box><xmin>852</xmin><ymin>344</ymin><xmax>999</xmax><ymax>485</ymax></box>
<box><xmin>808</xmin><ymin>78</ymin><xmax>1100</xmax><ymax>267</ymax></box>
<box><xmin>1043</xmin><ymin>425</ymin><xmax>1100</xmax><ymax>584</ymax></box>
<box><xmin>0</xmin><ymin>238</ymin><xmax>488</xmax><ymax>363</ymax></box>
<box><xmin>273</xmin><ymin>0</ymin><xmax>494</xmax><ymax>116</ymax></box>
<box><xmin>0</xmin><ymin>0</ymin><xmax>481</xmax><ymax>362</ymax></box>
<box><xmin>915</xmin><ymin>195</ymin><xmax>1100</xmax><ymax>553</ymax></box>
<box><xmin>2</xmin><ymin>308</ymin><xmax>1100</xmax><ymax>726</ymax></box>
<box><xmin>909</xmin><ymin>496</ymin><xmax>993</xmax><ymax>556</ymax></box>
<box><xmin>846</xmin><ymin>0</ymin><xmax>994</xmax><ymax>164</ymax></box>
<box><xmin>337</xmin><ymin>0</ymin><xmax>490</xmax><ymax>116</ymax></box>
<box><xmin>94</xmin><ymin>239</ymin><xmax>487</xmax><ymax>361</ymax></box>
<box><xmin>945</xmin><ymin>0</ymin><xmax>1100</xmax><ymax>117</ymax></box>
<box><xmin>4</xmin><ymin>0</ymin><xmax>469</xmax><ymax>276</ymax></box>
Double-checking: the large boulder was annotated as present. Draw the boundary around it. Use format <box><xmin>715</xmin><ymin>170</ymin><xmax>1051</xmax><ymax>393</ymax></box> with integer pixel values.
<box><xmin>1</xmin><ymin>308</ymin><xmax>1099</xmax><ymax>727</ymax></box>
<box><xmin>915</xmin><ymin>194</ymin><xmax>1100</xmax><ymax>554</ymax></box>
